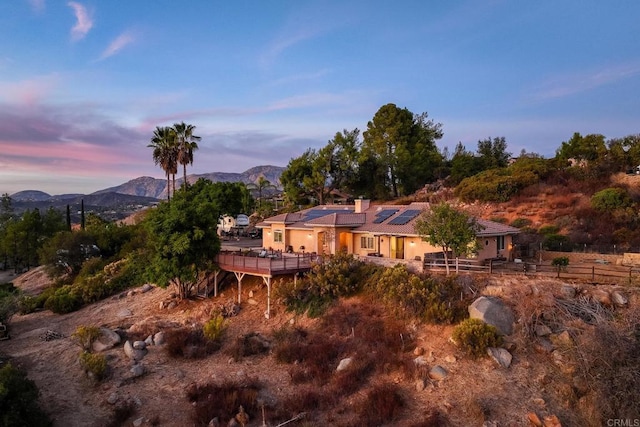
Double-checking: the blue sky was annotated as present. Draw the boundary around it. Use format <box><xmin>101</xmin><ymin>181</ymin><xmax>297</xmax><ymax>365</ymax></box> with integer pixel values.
<box><xmin>1</xmin><ymin>0</ymin><xmax>639</xmax><ymax>195</ymax></box>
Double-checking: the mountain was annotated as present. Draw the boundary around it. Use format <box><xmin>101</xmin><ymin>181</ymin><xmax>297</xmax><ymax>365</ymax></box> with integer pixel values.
<box><xmin>95</xmin><ymin>165</ymin><xmax>285</xmax><ymax>199</ymax></box>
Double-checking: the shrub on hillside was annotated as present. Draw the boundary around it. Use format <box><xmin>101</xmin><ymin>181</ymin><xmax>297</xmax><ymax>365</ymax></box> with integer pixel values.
<box><xmin>370</xmin><ymin>265</ymin><xmax>468</xmax><ymax>323</ymax></box>
<box><xmin>79</xmin><ymin>352</ymin><xmax>107</xmax><ymax>381</ymax></box>
<box><xmin>202</xmin><ymin>314</ymin><xmax>226</xmax><ymax>342</ymax></box>
<box><xmin>71</xmin><ymin>325</ymin><xmax>101</xmax><ymax>352</ymax></box>
<box><xmin>591</xmin><ymin>187</ymin><xmax>633</xmax><ymax>212</ymax></box>
<box><xmin>543</xmin><ymin>234</ymin><xmax>572</xmax><ymax>251</ymax></box>
<box><xmin>165</xmin><ymin>326</ymin><xmax>222</xmax><ymax>358</ymax></box>
<box><xmin>0</xmin><ymin>362</ymin><xmax>52</xmax><ymax>427</ymax></box>
<box><xmin>275</xmin><ymin>252</ymin><xmax>370</xmax><ymax>317</ymax></box>
<box><xmin>452</xmin><ymin>318</ymin><xmax>503</xmax><ymax>358</ymax></box>
<box><xmin>355</xmin><ymin>383</ymin><xmax>405</xmax><ymax>427</ymax></box>
<box><xmin>43</xmin><ymin>285</ymin><xmax>82</xmax><ymax>314</ymax></box>
<box><xmin>186</xmin><ymin>379</ymin><xmax>261</xmax><ymax>426</ymax></box>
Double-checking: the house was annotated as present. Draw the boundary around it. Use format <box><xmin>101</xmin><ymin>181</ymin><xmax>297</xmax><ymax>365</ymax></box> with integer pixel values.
<box><xmin>257</xmin><ymin>199</ymin><xmax>520</xmax><ymax>263</ymax></box>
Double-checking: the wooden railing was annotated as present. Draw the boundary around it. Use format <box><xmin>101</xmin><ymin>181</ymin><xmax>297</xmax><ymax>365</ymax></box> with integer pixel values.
<box><xmin>215</xmin><ymin>251</ymin><xmax>316</xmax><ymax>275</ymax></box>
<box><xmin>423</xmin><ymin>258</ymin><xmax>640</xmax><ymax>284</ymax></box>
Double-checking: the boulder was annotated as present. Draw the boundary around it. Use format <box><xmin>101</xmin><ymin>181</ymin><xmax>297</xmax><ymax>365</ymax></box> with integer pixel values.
<box><xmin>123</xmin><ymin>340</ymin><xmax>147</xmax><ymax>361</ymax></box>
<box><xmin>144</xmin><ymin>335</ymin><xmax>153</xmax><ymax>346</ymax></box>
<box><xmin>336</xmin><ymin>357</ymin><xmax>353</xmax><ymax>372</ymax></box>
<box><xmin>130</xmin><ymin>364</ymin><xmax>145</xmax><ymax>378</ymax></box>
<box><xmin>117</xmin><ymin>308</ymin><xmax>133</xmax><ymax>318</ymax></box>
<box><xmin>413</xmin><ymin>356</ymin><xmax>429</xmax><ymax>367</ymax></box>
<box><xmin>415</xmin><ymin>378</ymin><xmax>426</xmax><ymax>391</ymax></box>
<box><xmin>487</xmin><ymin>347</ymin><xmax>512</xmax><ymax>368</ymax></box>
<box><xmin>612</xmin><ymin>290</ymin><xmax>628</xmax><ymax>307</ymax></box>
<box><xmin>468</xmin><ymin>296</ymin><xmax>514</xmax><ymax>335</ymax></box>
<box><xmin>140</xmin><ymin>283</ymin><xmax>153</xmax><ymax>293</ymax></box>
<box><xmin>92</xmin><ymin>328</ymin><xmax>121</xmax><ymax>352</ymax></box>
<box><xmin>133</xmin><ymin>341</ymin><xmax>147</xmax><ymax>350</ymax></box>
<box><xmin>413</xmin><ymin>347</ymin><xmax>424</xmax><ymax>356</ymax></box>
<box><xmin>153</xmin><ymin>331</ymin><xmax>165</xmax><ymax>345</ymax></box>
<box><xmin>429</xmin><ymin>365</ymin><xmax>448</xmax><ymax>381</ymax></box>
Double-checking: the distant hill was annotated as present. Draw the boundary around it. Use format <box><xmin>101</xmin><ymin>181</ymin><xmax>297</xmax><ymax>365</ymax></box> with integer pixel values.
<box><xmin>94</xmin><ymin>165</ymin><xmax>285</xmax><ymax>199</ymax></box>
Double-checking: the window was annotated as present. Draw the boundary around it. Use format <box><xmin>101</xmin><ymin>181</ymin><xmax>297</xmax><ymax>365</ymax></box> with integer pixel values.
<box><xmin>274</xmin><ymin>230</ymin><xmax>283</xmax><ymax>243</ymax></box>
<box><xmin>497</xmin><ymin>235</ymin><xmax>505</xmax><ymax>251</ymax></box>
<box><xmin>360</xmin><ymin>236</ymin><xmax>374</xmax><ymax>249</ymax></box>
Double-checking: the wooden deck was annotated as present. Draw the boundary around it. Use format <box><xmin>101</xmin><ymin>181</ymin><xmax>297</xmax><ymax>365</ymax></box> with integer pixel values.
<box><xmin>214</xmin><ymin>251</ymin><xmax>316</xmax><ymax>276</ymax></box>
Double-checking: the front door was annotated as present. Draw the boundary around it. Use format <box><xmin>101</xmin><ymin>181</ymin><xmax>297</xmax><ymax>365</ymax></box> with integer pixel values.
<box><xmin>390</xmin><ymin>236</ymin><xmax>404</xmax><ymax>259</ymax></box>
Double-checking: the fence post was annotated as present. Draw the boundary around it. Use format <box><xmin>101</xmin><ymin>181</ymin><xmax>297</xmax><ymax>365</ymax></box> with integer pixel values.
<box><xmin>592</xmin><ymin>266</ymin><xmax>595</xmax><ymax>281</ymax></box>
<box><xmin>489</xmin><ymin>259</ymin><xmax>493</xmax><ymax>274</ymax></box>
<box><xmin>455</xmin><ymin>257</ymin><xmax>459</xmax><ymax>274</ymax></box>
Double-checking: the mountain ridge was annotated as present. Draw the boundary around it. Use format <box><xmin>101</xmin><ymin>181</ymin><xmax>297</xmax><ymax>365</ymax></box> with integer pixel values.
<box><xmin>10</xmin><ymin>165</ymin><xmax>285</xmax><ymax>201</ymax></box>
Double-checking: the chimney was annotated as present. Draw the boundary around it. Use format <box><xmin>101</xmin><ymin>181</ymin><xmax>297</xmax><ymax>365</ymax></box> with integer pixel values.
<box><xmin>354</xmin><ymin>198</ymin><xmax>370</xmax><ymax>213</ymax></box>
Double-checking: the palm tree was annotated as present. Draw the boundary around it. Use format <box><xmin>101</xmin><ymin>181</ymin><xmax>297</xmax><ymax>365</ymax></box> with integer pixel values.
<box><xmin>247</xmin><ymin>176</ymin><xmax>277</xmax><ymax>209</ymax></box>
<box><xmin>173</xmin><ymin>122</ymin><xmax>201</xmax><ymax>188</ymax></box>
<box><xmin>148</xmin><ymin>126</ymin><xmax>178</xmax><ymax>202</ymax></box>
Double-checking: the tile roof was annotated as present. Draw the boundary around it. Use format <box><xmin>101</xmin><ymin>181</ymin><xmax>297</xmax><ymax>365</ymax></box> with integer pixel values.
<box><xmin>475</xmin><ymin>219</ymin><xmax>521</xmax><ymax>236</ymax></box>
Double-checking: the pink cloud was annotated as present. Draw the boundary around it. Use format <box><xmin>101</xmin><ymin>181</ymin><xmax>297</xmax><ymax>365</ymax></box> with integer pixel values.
<box><xmin>68</xmin><ymin>2</ymin><xmax>93</xmax><ymax>41</ymax></box>
<box><xmin>0</xmin><ymin>75</ymin><xmax>59</xmax><ymax>105</ymax></box>
<box><xmin>99</xmin><ymin>31</ymin><xmax>135</xmax><ymax>60</ymax></box>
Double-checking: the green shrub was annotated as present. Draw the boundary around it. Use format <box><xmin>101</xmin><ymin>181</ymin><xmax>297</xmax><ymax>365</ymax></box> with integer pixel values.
<box><xmin>202</xmin><ymin>315</ymin><xmax>226</xmax><ymax>342</ymax></box>
<box><xmin>551</xmin><ymin>256</ymin><xmax>569</xmax><ymax>267</ymax></box>
<box><xmin>510</xmin><ymin>218</ymin><xmax>532</xmax><ymax>228</ymax></box>
<box><xmin>0</xmin><ymin>362</ymin><xmax>52</xmax><ymax>426</ymax></box>
<box><xmin>591</xmin><ymin>187</ymin><xmax>633</xmax><ymax>212</ymax></box>
<box><xmin>79</xmin><ymin>352</ymin><xmax>107</xmax><ymax>380</ymax></box>
<box><xmin>72</xmin><ymin>325</ymin><xmax>101</xmax><ymax>351</ymax></box>
<box><xmin>543</xmin><ymin>234</ymin><xmax>572</xmax><ymax>251</ymax></box>
<box><xmin>452</xmin><ymin>318</ymin><xmax>503</xmax><ymax>358</ymax></box>
<box><xmin>369</xmin><ymin>265</ymin><xmax>468</xmax><ymax>324</ymax></box>
<box><xmin>43</xmin><ymin>285</ymin><xmax>82</xmax><ymax>314</ymax></box>
<box><xmin>275</xmin><ymin>252</ymin><xmax>368</xmax><ymax>317</ymax></box>
<box><xmin>538</xmin><ymin>225</ymin><xmax>560</xmax><ymax>236</ymax></box>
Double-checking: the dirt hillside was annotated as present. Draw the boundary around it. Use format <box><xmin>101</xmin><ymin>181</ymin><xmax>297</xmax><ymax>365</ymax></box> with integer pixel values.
<box><xmin>1</xmin><ymin>268</ymin><xmax>638</xmax><ymax>426</ymax></box>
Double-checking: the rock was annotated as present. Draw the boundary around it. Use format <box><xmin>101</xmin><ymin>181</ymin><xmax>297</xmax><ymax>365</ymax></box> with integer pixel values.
<box><xmin>208</xmin><ymin>418</ymin><xmax>220</xmax><ymax>427</ymax></box>
<box><xmin>132</xmin><ymin>417</ymin><xmax>144</xmax><ymax>427</ymax></box>
<box><xmin>140</xmin><ymin>283</ymin><xmax>153</xmax><ymax>293</ymax></box>
<box><xmin>248</xmin><ymin>290</ymin><xmax>254</xmax><ymax>298</ymax></box>
<box><xmin>228</xmin><ymin>418</ymin><xmax>239</xmax><ymax>427</ymax></box>
<box><xmin>591</xmin><ymin>289</ymin><xmax>611</xmax><ymax>306</ymax></box>
<box><xmin>130</xmin><ymin>364</ymin><xmax>145</xmax><ymax>378</ymax></box>
<box><xmin>123</xmin><ymin>340</ymin><xmax>147</xmax><ymax>361</ymax></box>
<box><xmin>426</xmin><ymin>351</ymin><xmax>435</xmax><ymax>363</ymax></box>
<box><xmin>444</xmin><ymin>355</ymin><xmax>457</xmax><ymax>363</ymax></box>
<box><xmin>429</xmin><ymin>365</ymin><xmax>448</xmax><ymax>381</ymax></box>
<box><xmin>559</xmin><ymin>285</ymin><xmax>576</xmax><ymax>298</ymax></box>
<box><xmin>117</xmin><ymin>308</ymin><xmax>133</xmax><ymax>318</ymax></box>
<box><xmin>92</xmin><ymin>328</ymin><xmax>122</xmax><ymax>352</ymax></box>
<box><xmin>533</xmin><ymin>338</ymin><xmax>555</xmax><ymax>354</ymax></box>
<box><xmin>107</xmin><ymin>392</ymin><xmax>118</xmax><ymax>405</ymax></box>
<box><xmin>415</xmin><ymin>378</ymin><xmax>425</xmax><ymax>391</ymax></box>
<box><xmin>167</xmin><ymin>301</ymin><xmax>177</xmax><ymax>309</ymax></box>
<box><xmin>153</xmin><ymin>331</ymin><xmax>165</xmax><ymax>345</ymax></box>
<box><xmin>336</xmin><ymin>357</ymin><xmax>353</xmax><ymax>372</ymax></box>
<box><xmin>612</xmin><ymin>290</ymin><xmax>628</xmax><ymax>307</ymax></box>
<box><xmin>413</xmin><ymin>347</ymin><xmax>424</xmax><ymax>356</ymax></box>
<box><xmin>133</xmin><ymin>341</ymin><xmax>147</xmax><ymax>350</ymax></box>
<box><xmin>127</xmin><ymin>290</ymin><xmax>135</xmax><ymax>298</ymax></box>
<box><xmin>468</xmin><ymin>296</ymin><xmax>514</xmax><ymax>335</ymax></box>
<box><xmin>144</xmin><ymin>335</ymin><xmax>153</xmax><ymax>346</ymax></box>
<box><xmin>487</xmin><ymin>347</ymin><xmax>512</xmax><ymax>368</ymax></box>
<box><xmin>528</xmin><ymin>412</ymin><xmax>543</xmax><ymax>427</ymax></box>
<box><xmin>535</xmin><ymin>324</ymin><xmax>553</xmax><ymax>337</ymax></box>
<box><xmin>247</xmin><ymin>298</ymin><xmax>258</xmax><ymax>306</ymax></box>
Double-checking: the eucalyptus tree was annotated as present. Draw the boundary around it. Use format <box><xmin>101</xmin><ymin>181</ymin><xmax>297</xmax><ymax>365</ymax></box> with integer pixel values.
<box><xmin>173</xmin><ymin>122</ymin><xmax>201</xmax><ymax>188</ymax></box>
<box><xmin>148</xmin><ymin>126</ymin><xmax>178</xmax><ymax>201</ymax></box>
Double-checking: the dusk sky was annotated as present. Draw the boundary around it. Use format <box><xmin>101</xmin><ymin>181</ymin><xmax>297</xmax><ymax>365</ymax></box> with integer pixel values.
<box><xmin>2</xmin><ymin>1</ymin><xmax>639</xmax><ymax>195</ymax></box>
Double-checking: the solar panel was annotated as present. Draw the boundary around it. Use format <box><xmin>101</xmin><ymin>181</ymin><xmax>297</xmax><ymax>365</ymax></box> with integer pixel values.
<box><xmin>303</xmin><ymin>209</ymin><xmax>352</xmax><ymax>221</ymax></box>
<box><xmin>373</xmin><ymin>209</ymin><xmax>398</xmax><ymax>224</ymax></box>
<box><xmin>388</xmin><ymin>209</ymin><xmax>422</xmax><ymax>225</ymax></box>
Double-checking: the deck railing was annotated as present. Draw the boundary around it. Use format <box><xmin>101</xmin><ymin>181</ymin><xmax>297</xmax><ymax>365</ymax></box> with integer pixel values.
<box><xmin>215</xmin><ymin>251</ymin><xmax>316</xmax><ymax>275</ymax></box>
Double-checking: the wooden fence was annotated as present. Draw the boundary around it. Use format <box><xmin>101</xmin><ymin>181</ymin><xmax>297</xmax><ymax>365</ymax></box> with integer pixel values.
<box><xmin>423</xmin><ymin>258</ymin><xmax>640</xmax><ymax>284</ymax></box>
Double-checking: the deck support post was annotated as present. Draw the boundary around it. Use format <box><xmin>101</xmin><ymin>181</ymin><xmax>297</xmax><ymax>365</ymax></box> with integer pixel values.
<box><xmin>234</xmin><ymin>272</ymin><xmax>246</xmax><ymax>304</ymax></box>
<box><xmin>213</xmin><ymin>270</ymin><xmax>220</xmax><ymax>297</ymax></box>
<box><xmin>262</xmin><ymin>276</ymin><xmax>272</xmax><ymax>319</ymax></box>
